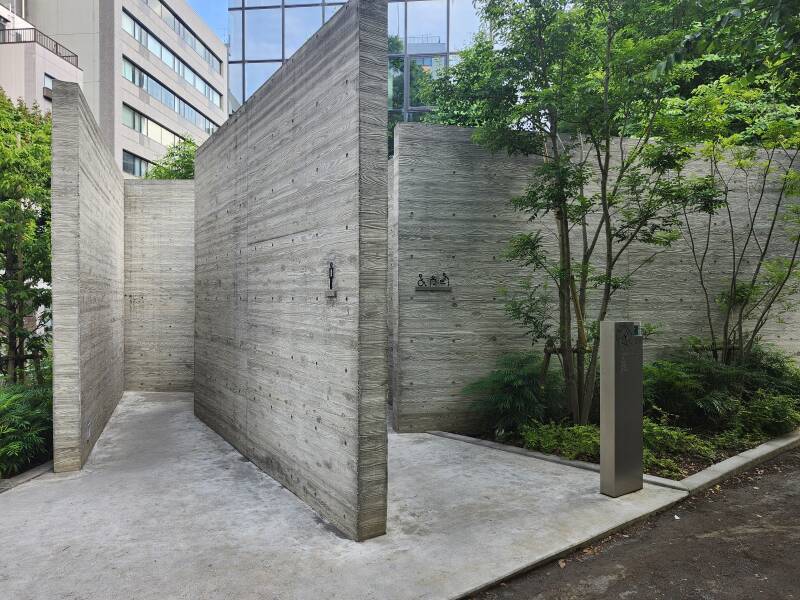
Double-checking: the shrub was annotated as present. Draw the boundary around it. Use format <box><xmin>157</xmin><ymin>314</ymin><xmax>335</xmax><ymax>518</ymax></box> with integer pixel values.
<box><xmin>643</xmin><ymin>346</ymin><xmax>800</xmax><ymax>432</ymax></box>
<box><xmin>643</xmin><ymin>417</ymin><xmax>716</xmax><ymax>461</ymax></box>
<box><xmin>644</xmin><ymin>359</ymin><xmax>705</xmax><ymax>422</ymax></box>
<box><xmin>738</xmin><ymin>389</ymin><xmax>800</xmax><ymax>437</ymax></box>
<box><xmin>464</xmin><ymin>352</ymin><xmax>567</xmax><ymax>436</ymax></box>
<box><xmin>0</xmin><ymin>384</ymin><xmax>53</xmax><ymax>478</ymax></box>
<box><xmin>521</xmin><ymin>422</ymin><xmax>600</xmax><ymax>461</ymax></box>
<box><xmin>643</xmin><ymin>451</ymin><xmax>684</xmax><ymax>480</ymax></box>
<box><xmin>522</xmin><ymin>418</ymin><xmax>718</xmax><ymax>478</ymax></box>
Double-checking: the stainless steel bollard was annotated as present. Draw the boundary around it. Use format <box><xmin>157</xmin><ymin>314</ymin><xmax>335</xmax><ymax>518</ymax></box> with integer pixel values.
<box><xmin>600</xmin><ymin>321</ymin><xmax>643</xmax><ymax>497</ymax></box>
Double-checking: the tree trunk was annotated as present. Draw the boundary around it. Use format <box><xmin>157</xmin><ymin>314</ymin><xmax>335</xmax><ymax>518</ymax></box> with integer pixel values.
<box><xmin>33</xmin><ymin>351</ymin><xmax>44</xmax><ymax>386</ymax></box>
<box><xmin>16</xmin><ymin>300</ymin><xmax>25</xmax><ymax>384</ymax></box>
<box><xmin>556</xmin><ymin>205</ymin><xmax>579</xmax><ymax>421</ymax></box>
<box><xmin>5</xmin><ymin>247</ymin><xmax>18</xmax><ymax>384</ymax></box>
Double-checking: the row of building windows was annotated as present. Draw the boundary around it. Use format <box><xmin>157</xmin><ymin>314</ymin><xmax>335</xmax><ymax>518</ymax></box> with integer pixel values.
<box><xmin>228</xmin><ymin>3</ymin><xmax>344</xmax><ymax>63</ymax></box>
<box><xmin>122</xmin><ymin>103</ymin><xmax>184</xmax><ymax>148</ymax></box>
<box><xmin>122</xmin><ymin>150</ymin><xmax>151</xmax><ymax>177</ymax></box>
<box><xmin>141</xmin><ymin>0</ymin><xmax>223</xmax><ymax>73</ymax></box>
<box><xmin>123</xmin><ymin>57</ymin><xmax>218</xmax><ymax>135</ymax></box>
<box><xmin>122</xmin><ymin>10</ymin><xmax>222</xmax><ymax>108</ymax></box>
<box><xmin>227</xmin><ymin>0</ymin><xmax>483</xmax><ymax>118</ymax></box>
<box><xmin>227</xmin><ymin>2</ymin><xmax>343</xmax><ymax>104</ymax></box>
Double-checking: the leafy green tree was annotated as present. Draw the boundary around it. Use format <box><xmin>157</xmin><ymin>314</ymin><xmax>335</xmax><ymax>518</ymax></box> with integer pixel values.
<box><xmin>0</xmin><ymin>89</ymin><xmax>51</xmax><ymax>385</ymax></box>
<box><xmin>146</xmin><ymin>137</ymin><xmax>197</xmax><ymax>179</ymax></box>
<box><xmin>424</xmin><ymin>0</ymin><xmax>709</xmax><ymax>424</ymax></box>
<box><xmin>659</xmin><ymin>0</ymin><xmax>800</xmax><ymax>100</ymax></box>
<box><xmin>651</xmin><ymin>73</ymin><xmax>800</xmax><ymax>364</ymax></box>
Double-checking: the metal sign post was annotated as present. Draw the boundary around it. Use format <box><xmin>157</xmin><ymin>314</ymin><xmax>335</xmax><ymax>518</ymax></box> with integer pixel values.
<box><xmin>600</xmin><ymin>320</ymin><xmax>644</xmax><ymax>497</ymax></box>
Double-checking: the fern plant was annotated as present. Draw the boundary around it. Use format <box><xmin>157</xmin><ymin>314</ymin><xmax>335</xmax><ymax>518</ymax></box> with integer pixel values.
<box><xmin>0</xmin><ymin>384</ymin><xmax>53</xmax><ymax>478</ymax></box>
<box><xmin>463</xmin><ymin>352</ymin><xmax>567</xmax><ymax>436</ymax></box>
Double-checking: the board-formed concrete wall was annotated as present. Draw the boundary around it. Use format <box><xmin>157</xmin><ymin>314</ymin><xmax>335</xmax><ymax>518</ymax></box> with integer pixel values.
<box><xmin>124</xmin><ymin>180</ymin><xmax>195</xmax><ymax>392</ymax></box>
<box><xmin>391</xmin><ymin>123</ymin><xmax>800</xmax><ymax>433</ymax></box>
<box><xmin>52</xmin><ymin>81</ymin><xmax>125</xmax><ymax>471</ymax></box>
<box><xmin>194</xmin><ymin>0</ymin><xmax>388</xmax><ymax>541</ymax></box>
<box><xmin>390</xmin><ymin>124</ymin><xmax>540</xmax><ymax>432</ymax></box>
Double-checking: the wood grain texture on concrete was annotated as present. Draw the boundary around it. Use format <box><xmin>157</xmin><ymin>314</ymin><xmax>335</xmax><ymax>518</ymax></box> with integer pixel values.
<box><xmin>124</xmin><ymin>180</ymin><xmax>195</xmax><ymax>392</ymax></box>
<box><xmin>194</xmin><ymin>0</ymin><xmax>388</xmax><ymax>540</ymax></box>
<box><xmin>390</xmin><ymin>124</ymin><xmax>800</xmax><ymax>433</ymax></box>
<box><xmin>391</xmin><ymin>124</ymin><xmax>539</xmax><ymax>433</ymax></box>
<box><xmin>51</xmin><ymin>81</ymin><xmax>125</xmax><ymax>472</ymax></box>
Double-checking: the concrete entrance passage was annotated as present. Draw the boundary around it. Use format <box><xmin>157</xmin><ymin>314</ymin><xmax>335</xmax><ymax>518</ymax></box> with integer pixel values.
<box><xmin>0</xmin><ymin>392</ymin><xmax>686</xmax><ymax>600</ymax></box>
<box><xmin>50</xmin><ymin>0</ymin><xmax>390</xmax><ymax>541</ymax></box>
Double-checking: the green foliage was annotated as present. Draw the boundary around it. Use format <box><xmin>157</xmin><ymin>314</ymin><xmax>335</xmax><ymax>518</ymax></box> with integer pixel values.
<box><xmin>657</xmin><ymin>0</ymin><xmax>800</xmax><ymax>101</ymax></box>
<box><xmin>643</xmin><ymin>417</ymin><xmax>716</xmax><ymax>460</ymax></box>
<box><xmin>502</xmin><ymin>278</ymin><xmax>555</xmax><ymax>344</ymax></box>
<box><xmin>0</xmin><ymin>87</ymin><xmax>52</xmax><ymax>384</ymax></box>
<box><xmin>477</xmin><ymin>345</ymin><xmax>799</xmax><ymax>478</ymax></box>
<box><xmin>521</xmin><ymin>421</ymin><xmax>600</xmax><ymax>462</ymax></box>
<box><xmin>522</xmin><ymin>417</ymin><xmax>719</xmax><ymax>478</ymax></box>
<box><xmin>0</xmin><ymin>384</ymin><xmax>53</xmax><ymax>477</ymax></box>
<box><xmin>423</xmin><ymin>0</ymin><xmax>708</xmax><ymax>424</ymax></box>
<box><xmin>464</xmin><ymin>352</ymin><xmax>567</xmax><ymax>435</ymax></box>
<box><xmin>146</xmin><ymin>137</ymin><xmax>197</xmax><ymax>179</ymax></box>
<box><xmin>644</xmin><ymin>346</ymin><xmax>800</xmax><ymax>432</ymax></box>
<box><xmin>738</xmin><ymin>390</ymin><xmax>800</xmax><ymax>436</ymax></box>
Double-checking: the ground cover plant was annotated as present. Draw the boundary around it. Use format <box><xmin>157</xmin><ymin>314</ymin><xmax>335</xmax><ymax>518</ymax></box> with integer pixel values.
<box><xmin>0</xmin><ymin>382</ymin><xmax>53</xmax><ymax>478</ymax></box>
<box><xmin>468</xmin><ymin>346</ymin><xmax>800</xmax><ymax>479</ymax></box>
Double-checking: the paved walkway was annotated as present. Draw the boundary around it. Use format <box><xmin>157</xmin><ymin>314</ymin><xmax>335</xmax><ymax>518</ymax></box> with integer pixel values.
<box><xmin>0</xmin><ymin>392</ymin><xmax>686</xmax><ymax>600</ymax></box>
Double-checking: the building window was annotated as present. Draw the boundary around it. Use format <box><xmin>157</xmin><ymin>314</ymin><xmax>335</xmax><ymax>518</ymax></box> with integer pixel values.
<box><xmin>407</xmin><ymin>0</ymin><xmax>447</xmax><ymax>54</ymax></box>
<box><xmin>43</xmin><ymin>73</ymin><xmax>54</xmax><ymax>89</ymax></box>
<box><xmin>284</xmin><ymin>6</ymin><xmax>322</xmax><ymax>58</ymax></box>
<box><xmin>245</xmin><ymin>62</ymin><xmax>280</xmax><ymax>97</ymax></box>
<box><xmin>122</xmin><ymin>150</ymin><xmax>151</xmax><ymax>177</ymax></box>
<box><xmin>141</xmin><ymin>0</ymin><xmax>223</xmax><ymax>73</ymax></box>
<box><xmin>245</xmin><ymin>8</ymin><xmax>281</xmax><ymax>60</ymax></box>
<box><xmin>227</xmin><ymin>0</ymin><xmax>481</xmax><ymax>122</ymax></box>
<box><xmin>122</xmin><ymin>104</ymin><xmax>183</xmax><ymax>147</ymax></box>
<box><xmin>122</xmin><ymin>10</ymin><xmax>223</xmax><ymax>108</ymax></box>
<box><xmin>122</xmin><ymin>57</ymin><xmax>219</xmax><ymax>135</ymax></box>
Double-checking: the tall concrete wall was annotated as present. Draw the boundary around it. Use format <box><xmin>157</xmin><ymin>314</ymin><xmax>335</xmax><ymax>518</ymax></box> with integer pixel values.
<box><xmin>124</xmin><ymin>180</ymin><xmax>195</xmax><ymax>392</ymax></box>
<box><xmin>52</xmin><ymin>81</ymin><xmax>125</xmax><ymax>471</ymax></box>
<box><xmin>390</xmin><ymin>123</ymin><xmax>800</xmax><ymax>433</ymax></box>
<box><xmin>390</xmin><ymin>124</ymin><xmax>539</xmax><ymax>432</ymax></box>
<box><xmin>194</xmin><ymin>0</ymin><xmax>388</xmax><ymax>541</ymax></box>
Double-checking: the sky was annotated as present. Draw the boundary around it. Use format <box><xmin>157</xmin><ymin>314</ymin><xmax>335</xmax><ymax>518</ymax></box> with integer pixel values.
<box><xmin>185</xmin><ymin>0</ymin><xmax>228</xmax><ymax>43</ymax></box>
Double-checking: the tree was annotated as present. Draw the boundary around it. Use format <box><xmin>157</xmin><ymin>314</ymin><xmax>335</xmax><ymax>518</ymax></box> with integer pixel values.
<box><xmin>658</xmin><ymin>0</ymin><xmax>800</xmax><ymax>101</ymax></box>
<box><xmin>146</xmin><ymin>137</ymin><xmax>197</xmax><ymax>179</ymax></box>
<box><xmin>0</xmin><ymin>89</ymin><xmax>52</xmax><ymax>385</ymax></box>
<box><xmin>424</xmin><ymin>0</ymin><xmax>714</xmax><ymax>423</ymax></box>
<box><xmin>651</xmin><ymin>73</ymin><xmax>800</xmax><ymax>364</ymax></box>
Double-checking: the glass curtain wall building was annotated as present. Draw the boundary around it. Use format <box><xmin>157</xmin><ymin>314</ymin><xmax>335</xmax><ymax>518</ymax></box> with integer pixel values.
<box><xmin>228</xmin><ymin>0</ymin><xmax>482</xmax><ymax>120</ymax></box>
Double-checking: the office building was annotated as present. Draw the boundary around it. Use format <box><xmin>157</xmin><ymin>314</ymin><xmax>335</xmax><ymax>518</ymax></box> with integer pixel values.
<box><xmin>13</xmin><ymin>0</ymin><xmax>228</xmax><ymax>176</ymax></box>
<box><xmin>0</xmin><ymin>2</ymin><xmax>83</xmax><ymax>109</ymax></box>
<box><xmin>227</xmin><ymin>0</ymin><xmax>482</xmax><ymax>122</ymax></box>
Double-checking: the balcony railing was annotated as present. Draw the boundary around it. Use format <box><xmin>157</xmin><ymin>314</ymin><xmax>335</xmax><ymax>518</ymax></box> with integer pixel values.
<box><xmin>0</xmin><ymin>28</ymin><xmax>79</xmax><ymax>68</ymax></box>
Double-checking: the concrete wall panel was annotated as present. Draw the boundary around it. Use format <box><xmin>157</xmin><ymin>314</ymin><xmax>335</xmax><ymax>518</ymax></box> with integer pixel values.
<box><xmin>391</xmin><ymin>124</ymin><xmax>800</xmax><ymax>433</ymax></box>
<box><xmin>124</xmin><ymin>180</ymin><xmax>195</xmax><ymax>391</ymax></box>
<box><xmin>194</xmin><ymin>0</ymin><xmax>388</xmax><ymax>541</ymax></box>
<box><xmin>52</xmin><ymin>81</ymin><xmax>125</xmax><ymax>471</ymax></box>
<box><xmin>390</xmin><ymin>124</ymin><xmax>538</xmax><ymax>433</ymax></box>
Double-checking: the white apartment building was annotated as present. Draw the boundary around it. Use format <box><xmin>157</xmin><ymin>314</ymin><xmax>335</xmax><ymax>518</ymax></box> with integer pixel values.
<box><xmin>11</xmin><ymin>0</ymin><xmax>227</xmax><ymax>176</ymax></box>
<box><xmin>0</xmin><ymin>3</ymin><xmax>83</xmax><ymax>109</ymax></box>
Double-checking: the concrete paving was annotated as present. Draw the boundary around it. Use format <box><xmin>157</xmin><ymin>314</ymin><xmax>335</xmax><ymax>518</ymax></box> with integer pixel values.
<box><xmin>0</xmin><ymin>392</ymin><xmax>686</xmax><ymax>600</ymax></box>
